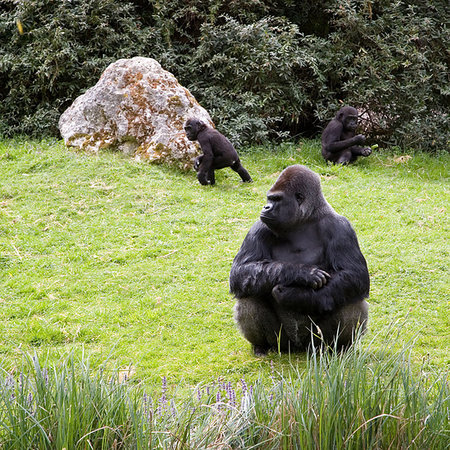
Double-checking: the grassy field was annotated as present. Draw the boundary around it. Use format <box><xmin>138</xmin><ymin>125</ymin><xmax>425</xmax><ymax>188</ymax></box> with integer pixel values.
<box><xmin>0</xmin><ymin>138</ymin><xmax>448</xmax><ymax>388</ymax></box>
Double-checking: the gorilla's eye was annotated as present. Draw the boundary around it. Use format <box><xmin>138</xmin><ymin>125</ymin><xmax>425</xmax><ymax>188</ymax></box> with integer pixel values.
<box><xmin>295</xmin><ymin>193</ymin><xmax>304</xmax><ymax>203</ymax></box>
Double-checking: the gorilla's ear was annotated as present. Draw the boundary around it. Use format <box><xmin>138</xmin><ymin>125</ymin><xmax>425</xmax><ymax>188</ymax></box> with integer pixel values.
<box><xmin>197</xmin><ymin>120</ymin><xmax>207</xmax><ymax>131</ymax></box>
<box><xmin>336</xmin><ymin>110</ymin><xmax>345</xmax><ymax>121</ymax></box>
<box><xmin>295</xmin><ymin>192</ymin><xmax>305</xmax><ymax>204</ymax></box>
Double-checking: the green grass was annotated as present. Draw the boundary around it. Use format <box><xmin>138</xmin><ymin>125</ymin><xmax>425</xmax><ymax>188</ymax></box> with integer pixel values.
<box><xmin>0</xmin><ymin>138</ymin><xmax>449</xmax><ymax>387</ymax></box>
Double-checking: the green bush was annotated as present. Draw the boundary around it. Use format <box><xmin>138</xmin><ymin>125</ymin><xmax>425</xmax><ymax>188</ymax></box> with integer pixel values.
<box><xmin>0</xmin><ymin>0</ymin><xmax>154</xmax><ymax>136</ymax></box>
<box><xmin>0</xmin><ymin>0</ymin><xmax>448</xmax><ymax>150</ymax></box>
<box><xmin>184</xmin><ymin>16</ymin><xmax>324</xmax><ymax>145</ymax></box>
<box><xmin>309</xmin><ymin>0</ymin><xmax>449</xmax><ymax>151</ymax></box>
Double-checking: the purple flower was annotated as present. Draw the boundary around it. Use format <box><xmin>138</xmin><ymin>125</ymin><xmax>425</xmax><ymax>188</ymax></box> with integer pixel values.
<box><xmin>241</xmin><ymin>378</ymin><xmax>248</xmax><ymax>395</ymax></box>
<box><xmin>216</xmin><ymin>391</ymin><xmax>222</xmax><ymax>411</ymax></box>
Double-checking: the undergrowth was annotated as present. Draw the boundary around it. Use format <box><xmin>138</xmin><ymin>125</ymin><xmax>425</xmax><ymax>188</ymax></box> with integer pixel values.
<box><xmin>0</xmin><ymin>330</ymin><xmax>448</xmax><ymax>449</ymax></box>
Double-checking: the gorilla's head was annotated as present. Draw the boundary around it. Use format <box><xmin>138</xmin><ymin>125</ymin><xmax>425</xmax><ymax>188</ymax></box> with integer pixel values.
<box><xmin>184</xmin><ymin>118</ymin><xmax>207</xmax><ymax>141</ymax></box>
<box><xmin>260</xmin><ymin>165</ymin><xmax>327</xmax><ymax>232</ymax></box>
<box><xmin>336</xmin><ymin>106</ymin><xmax>359</xmax><ymax>132</ymax></box>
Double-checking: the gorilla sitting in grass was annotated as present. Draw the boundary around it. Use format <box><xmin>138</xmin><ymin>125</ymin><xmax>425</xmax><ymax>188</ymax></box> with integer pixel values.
<box><xmin>321</xmin><ymin>106</ymin><xmax>372</xmax><ymax>164</ymax></box>
<box><xmin>230</xmin><ymin>165</ymin><xmax>370</xmax><ymax>355</ymax></box>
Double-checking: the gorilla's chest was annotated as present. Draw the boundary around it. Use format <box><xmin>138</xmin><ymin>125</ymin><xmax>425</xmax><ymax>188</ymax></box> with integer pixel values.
<box><xmin>270</xmin><ymin>228</ymin><xmax>324</xmax><ymax>266</ymax></box>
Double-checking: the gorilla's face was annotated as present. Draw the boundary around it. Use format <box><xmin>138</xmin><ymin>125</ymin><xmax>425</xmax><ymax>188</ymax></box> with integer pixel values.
<box><xmin>343</xmin><ymin>114</ymin><xmax>358</xmax><ymax>131</ymax></box>
<box><xmin>184</xmin><ymin>119</ymin><xmax>200</xmax><ymax>141</ymax></box>
<box><xmin>260</xmin><ymin>165</ymin><xmax>325</xmax><ymax>232</ymax></box>
<box><xmin>260</xmin><ymin>190</ymin><xmax>301</xmax><ymax>231</ymax></box>
<box><xmin>338</xmin><ymin>106</ymin><xmax>359</xmax><ymax>132</ymax></box>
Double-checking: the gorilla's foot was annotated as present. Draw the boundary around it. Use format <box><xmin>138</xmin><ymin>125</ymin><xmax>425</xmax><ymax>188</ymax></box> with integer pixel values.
<box><xmin>252</xmin><ymin>345</ymin><xmax>269</xmax><ymax>356</ymax></box>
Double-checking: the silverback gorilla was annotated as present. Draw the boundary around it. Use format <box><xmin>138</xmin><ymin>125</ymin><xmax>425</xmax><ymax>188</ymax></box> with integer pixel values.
<box><xmin>184</xmin><ymin>118</ymin><xmax>253</xmax><ymax>185</ymax></box>
<box><xmin>230</xmin><ymin>165</ymin><xmax>369</xmax><ymax>356</ymax></box>
<box><xmin>321</xmin><ymin>106</ymin><xmax>372</xmax><ymax>164</ymax></box>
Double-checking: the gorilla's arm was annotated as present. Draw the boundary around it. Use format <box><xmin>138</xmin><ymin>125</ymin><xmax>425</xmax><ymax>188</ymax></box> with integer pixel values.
<box><xmin>272</xmin><ymin>217</ymin><xmax>370</xmax><ymax>314</ymax></box>
<box><xmin>230</xmin><ymin>223</ymin><xmax>328</xmax><ymax>299</ymax></box>
<box><xmin>322</xmin><ymin>121</ymin><xmax>365</xmax><ymax>154</ymax></box>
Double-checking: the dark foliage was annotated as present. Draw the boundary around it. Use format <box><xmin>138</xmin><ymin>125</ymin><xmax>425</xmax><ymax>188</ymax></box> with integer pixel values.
<box><xmin>309</xmin><ymin>0</ymin><xmax>449</xmax><ymax>151</ymax></box>
<box><xmin>185</xmin><ymin>16</ymin><xmax>322</xmax><ymax>145</ymax></box>
<box><xmin>0</xmin><ymin>0</ymin><xmax>448</xmax><ymax>150</ymax></box>
<box><xmin>0</xmin><ymin>0</ymin><xmax>155</xmax><ymax>136</ymax></box>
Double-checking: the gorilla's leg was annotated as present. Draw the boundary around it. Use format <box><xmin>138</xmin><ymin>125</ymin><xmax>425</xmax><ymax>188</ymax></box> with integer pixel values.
<box><xmin>231</xmin><ymin>161</ymin><xmax>253</xmax><ymax>182</ymax></box>
<box><xmin>208</xmin><ymin>169</ymin><xmax>215</xmax><ymax>185</ymax></box>
<box><xmin>273</xmin><ymin>308</ymin><xmax>316</xmax><ymax>351</ymax></box>
<box><xmin>234</xmin><ymin>298</ymin><xmax>288</xmax><ymax>355</ymax></box>
<box><xmin>335</xmin><ymin>150</ymin><xmax>353</xmax><ymax>165</ymax></box>
<box><xmin>316</xmin><ymin>300</ymin><xmax>369</xmax><ymax>349</ymax></box>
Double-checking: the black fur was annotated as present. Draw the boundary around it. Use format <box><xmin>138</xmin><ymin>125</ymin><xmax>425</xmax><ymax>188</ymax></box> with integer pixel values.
<box><xmin>321</xmin><ymin>106</ymin><xmax>372</xmax><ymax>164</ymax></box>
<box><xmin>184</xmin><ymin>118</ymin><xmax>252</xmax><ymax>185</ymax></box>
<box><xmin>229</xmin><ymin>165</ymin><xmax>369</xmax><ymax>355</ymax></box>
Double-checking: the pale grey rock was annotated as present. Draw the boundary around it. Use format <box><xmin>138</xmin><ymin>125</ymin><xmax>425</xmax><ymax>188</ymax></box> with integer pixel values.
<box><xmin>58</xmin><ymin>57</ymin><xmax>213</xmax><ymax>169</ymax></box>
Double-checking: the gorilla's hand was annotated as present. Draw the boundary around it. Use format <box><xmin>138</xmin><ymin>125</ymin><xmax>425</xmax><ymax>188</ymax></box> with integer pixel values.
<box><xmin>307</xmin><ymin>268</ymin><xmax>330</xmax><ymax>289</ymax></box>
<box><xmin>272</xmin><ymin>284</ymin><xmax>289</xmax><ymax>302</ymax></box>
<box><xmin>293</xmin><ymin>267</ymin><xmax>330</xmax><ymax>289</ymax></box>
<box><xmin>197</xmin><ymin>171</ymin><xmax>210</xmax><ymax>185</ymax></box>
<box><xmin>272</xmin><ymin>284</ymin><xmax>334</xmax><ymax>314</ymax></box>
<box><xmin>360</xmin><ymin>147</ymin><xmax>372</xmax><ymax>157</ymax></box>
<box><xmin>355</xmin><ymin>134</ymin><xmax>366</xmax><ymax>145</ymax></box>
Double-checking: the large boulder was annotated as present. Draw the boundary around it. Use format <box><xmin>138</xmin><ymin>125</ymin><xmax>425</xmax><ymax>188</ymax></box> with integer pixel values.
<box><xmin>58</xmin><ymin>57</ymin><xmax>213</xmax><ymax>169</ymax></box>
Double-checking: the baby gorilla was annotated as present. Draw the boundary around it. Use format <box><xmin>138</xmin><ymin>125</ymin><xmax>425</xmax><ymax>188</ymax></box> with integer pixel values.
<box><xmin>321</xmin><ymin>106</ymin><xmax>372</xmax><ymax>164</ymax></box>
<box><xmin>184</xmin><ymin>118</ymin><xmax>252</xmax><ymax>185</ymax></box>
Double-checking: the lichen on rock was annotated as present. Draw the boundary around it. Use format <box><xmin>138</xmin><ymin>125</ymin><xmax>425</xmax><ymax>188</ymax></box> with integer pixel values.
<box><xmin>58</xmin><ymin>57</ymin><xmax>213</xmax><ymax>170</ymax></box>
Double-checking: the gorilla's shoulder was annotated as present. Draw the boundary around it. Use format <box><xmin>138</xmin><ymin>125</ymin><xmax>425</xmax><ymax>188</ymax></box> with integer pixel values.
<box><xmin>241</xmin><ymin>221</ymin><xmax>278</xmax><ymax>247</ymax></box>
<box><xmin>234</xmin><ymin>221</ymin><xmax>274</xmax><ymax>261</ymax></box>
<box><xmin>206</xmin><ymin>127</ymin><xmax>223</xmax><ymax>139</ymax></box>
<box><xmin>319</xmin><ymin>211</ymin><xmax>357</xmax><ymax>238</ymax></box>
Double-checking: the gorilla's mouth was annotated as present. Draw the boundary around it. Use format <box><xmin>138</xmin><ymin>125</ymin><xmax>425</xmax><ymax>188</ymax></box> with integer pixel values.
<box><xmin>260</xmin><ymin>214</ymin><xmax>278</xmax><ymax>227</ymax></box>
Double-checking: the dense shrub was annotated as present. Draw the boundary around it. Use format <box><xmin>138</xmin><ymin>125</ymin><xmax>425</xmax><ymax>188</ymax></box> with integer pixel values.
<box><xmin>310</xmin><ymin>0</ymin><xmax>449</xmax><ymax>151</ymax></box>
<box><xmin>184</xmin><ymin>16</ymin><xmax>324</xmax><ymax>145</ymax></box>
<box><xmin>0</xmin><ymin>0</ymin><xmax>448</xmax><ymax>150</ymax></box>
<box><xmin>0</xmin><ymin>0</ymin><xmax>155</xmax><ymax>136</ymax></box>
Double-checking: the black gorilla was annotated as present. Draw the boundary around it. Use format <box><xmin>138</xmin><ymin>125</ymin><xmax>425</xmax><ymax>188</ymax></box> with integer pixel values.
<box><xmin>321</xmin><ymin>106</ymin><xmax>372</xmax><ymax>164</ymax></box>
<box><xmin>229</xmin><ymin>165</ymin><xmax>369</xmax><ymax>356</ymax></box>
<box><xmin>184</xmin><ymin>118</ymin><xmax>252</xmax><ymax>185</ymax></box>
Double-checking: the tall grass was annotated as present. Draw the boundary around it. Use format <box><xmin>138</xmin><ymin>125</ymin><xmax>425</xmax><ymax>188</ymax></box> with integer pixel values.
<box><xmin>1</xmin><ymin>331</ymin><xmax>448</xmax><ymax>449</ymax></box>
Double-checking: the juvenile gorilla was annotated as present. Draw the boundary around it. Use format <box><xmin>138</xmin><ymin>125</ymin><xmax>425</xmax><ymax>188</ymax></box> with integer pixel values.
<box><xmin>184</xmin><ymin>118</ymin><xmax>252</xmax><ymax>185</ymax></box>
<box><xmin>229</xmin><ymin>165</ymin><xmax>369</xmax><ymax>355</ymax></box>
<box><xmin>321</xmin><ymin>106</ymin><xmax>372</xmax><ymax>164</ymax></box>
